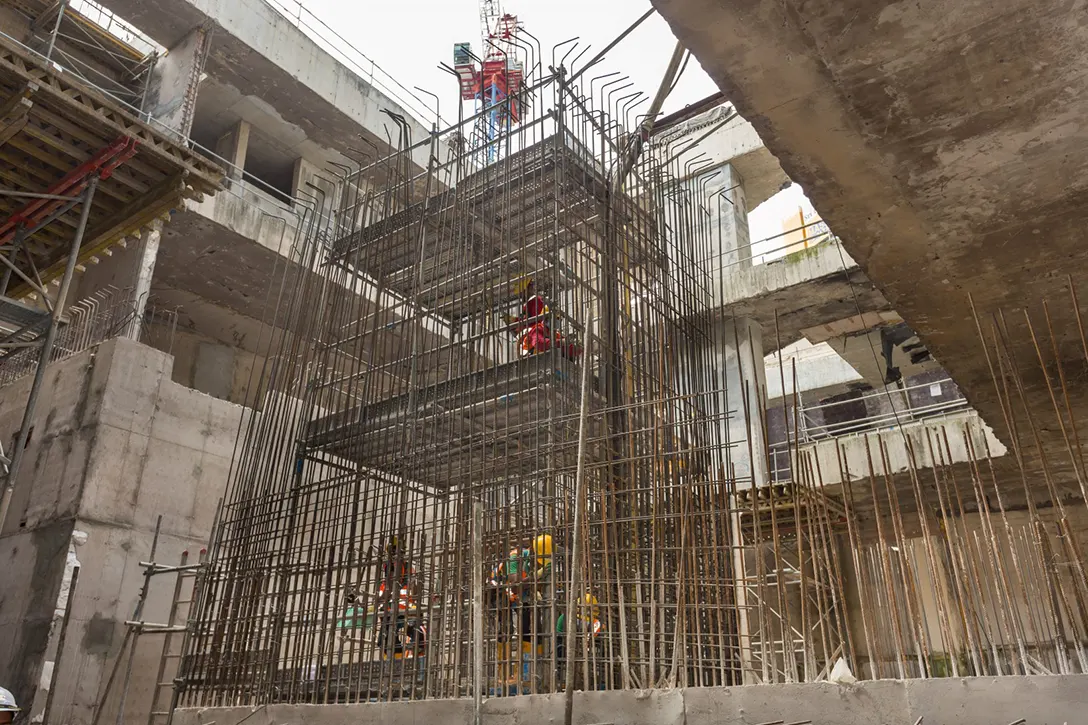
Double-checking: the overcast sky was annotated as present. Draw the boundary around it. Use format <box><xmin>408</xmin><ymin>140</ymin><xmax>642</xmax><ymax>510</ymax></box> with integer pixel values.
<box><xmin>300</xmin><ymin>0</ymin><xmax>813</xmax><ymax>243</ymax></box>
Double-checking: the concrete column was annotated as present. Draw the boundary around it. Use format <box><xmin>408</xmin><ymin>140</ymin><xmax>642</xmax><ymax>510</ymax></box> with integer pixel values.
<box><xmin>707</xmin><ymin>164</ymin><xmax>751</xmax><ymax>310</ymax></box>
<box><xmin>215</xmin><ymin>120</ymin><xmax>251</xmax><ymax>182</ymax></box>
<box><xmin>292</xmin><ymin>156</ymin><xmax>339</xmax><ymax>216</ymax></box>
<box><xmin>712</xmin><ymin>163</ymin><xmax>751</xmax><ymax>264</ymax></box>
<box><xmin>143</xmin><ymin>23</ymin><xmax>212</xmax><ymax>137</ymax></box>
<box><xmin>711</xmin><ymin>316</ymin><xmax>768</xmax><ymax>488</ymax></box>
<box><xmin>696</xmin><ymin>315</ymin><xmax>767</xmax><ymax>683</ymax></box>
<box><xmin>125</xmin><ymin>222</ymin><xmax>162</xmax><ymax>341</ymax></box>
<box><xmin>705</xmin><ymin>315</ymin><xmax>767</xmax><ymax>683</ymax></box>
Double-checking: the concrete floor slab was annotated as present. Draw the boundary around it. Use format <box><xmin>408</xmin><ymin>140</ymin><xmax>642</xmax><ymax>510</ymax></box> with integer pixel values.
<box><xmin>651</xmin><ymin>0</ymin><xmax>1088</xmax><ymax>500</ymax></box>
<box><xmin>173</xmin><ymin>675</ymin><xmax>1088</xmax><ymax>725</ymax></box>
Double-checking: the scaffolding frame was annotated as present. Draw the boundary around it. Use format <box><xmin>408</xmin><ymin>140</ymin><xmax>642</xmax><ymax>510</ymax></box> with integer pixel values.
<box><xmin>0</xmin><ymin>22</ymin><xmax>222</xmax><ymax>530</ymax></box>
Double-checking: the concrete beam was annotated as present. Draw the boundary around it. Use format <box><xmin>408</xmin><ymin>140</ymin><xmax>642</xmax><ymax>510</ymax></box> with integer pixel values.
<box><xmin>799</xmin><ymin>409</ymin><xmax>1006</xmax><ymax>490</ymax></box>
<box><xmin>143</xmin><ymin>23</ymin><xmax>212</xmax><ymax>138</ymax></box>
<box><xmin>658</xmin><ymin>106</ymin><xmax>788</xmax><ymax>209</ymax></box>
<box><xmin>102</xmin><ymin>0</ymin><xmax>431</xmax><ymax>173</ymax></box>
<box><xmin>718</xmin><ymin>240</ymin><xmax>892</xmax><ymax>351</ymax></box>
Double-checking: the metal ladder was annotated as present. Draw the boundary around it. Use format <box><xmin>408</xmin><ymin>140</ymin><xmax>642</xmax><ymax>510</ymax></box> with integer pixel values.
<box><xmin>147</xmin><ymin>549</ymin><xmax>205</xmax><ymax>725</ymax></box>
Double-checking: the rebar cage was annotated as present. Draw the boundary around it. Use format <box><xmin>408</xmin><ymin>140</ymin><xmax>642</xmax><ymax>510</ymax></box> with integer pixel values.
<box><xmin>179</xmin><ymin>69</ymin><xmax>747</xmax><ymax>706</ymax></box>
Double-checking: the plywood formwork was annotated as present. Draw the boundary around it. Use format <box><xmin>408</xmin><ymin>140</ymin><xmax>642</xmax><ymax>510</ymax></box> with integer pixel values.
<box><xmin>0</xmin><ymin>30</ymin><xmax>221</xmax><ymax>296</ymax></box>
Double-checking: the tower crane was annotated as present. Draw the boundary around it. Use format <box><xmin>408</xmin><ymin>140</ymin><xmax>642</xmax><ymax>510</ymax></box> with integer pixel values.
<box><xmin>452</xmin><ymin>0</ymin><xmax>527</xmax><ymax>162</ymax></box>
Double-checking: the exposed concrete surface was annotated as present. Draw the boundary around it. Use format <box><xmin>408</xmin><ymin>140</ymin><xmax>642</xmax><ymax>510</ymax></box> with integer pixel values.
<box><xmin>651</xmin><ymin>0</ymin><xmax>1088</xmax><ymax>500</ymax></box>
<box><xmin>101</xmin><ymin>0</ymin><xmax>430</xmax><ymax>170</ymax></box>
<box><xmin>145</xmin><ymin>24</ymin><xmax>211</xmax><ymax>137</ymax></box>
<box><xmin>173</xmin><ymin>674</ymin><xmax>1088</xmax><ymax>725</ymax></box>
<box><xmin>0</xmin><ymin>338</ymin><xmax>247</xmax><ymax>724</ymax></box>
<box><xmin>766</xmin><ymin>340</ymin><xmax>863</xmax><ymax>400</ymax></box>
<box><xmin>665</xmin><ymin>107</ymin><xmax>789</xmax><ymax>209</ymax></box>
<box><xmin>719</xmin><ymin>241</ymin><xmax>891</xmax><ymax>351</ymax></box>
<box><xmin>800</xmin><ymin>409</ymin><xmax>1006</xmax><ymax>488</ymax></box>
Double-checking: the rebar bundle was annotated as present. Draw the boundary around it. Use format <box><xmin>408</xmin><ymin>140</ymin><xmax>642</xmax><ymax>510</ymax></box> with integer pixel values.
<box><xmin>179</xmin><ymin>67</ymin><xmax>742</xmax><ymax>705</ymax></box>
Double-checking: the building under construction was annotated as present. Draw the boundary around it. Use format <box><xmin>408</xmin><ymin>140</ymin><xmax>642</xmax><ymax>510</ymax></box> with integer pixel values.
<box><xmin>180</xmin><ymin>63</ymin><xmax>749</xmax><ymax>702</ymax></box>
<box><xmin>1</xmin><ymin>0</ymin><xmax>1087</xmax><ymax>723</ymax></box>
<box><xmin>175</xmin><ymin>25</ymin><xmax>1088</xmax><ymax>722</ymax></box>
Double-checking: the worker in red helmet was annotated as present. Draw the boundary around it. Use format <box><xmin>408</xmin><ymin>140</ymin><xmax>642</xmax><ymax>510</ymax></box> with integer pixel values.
<box><xmin>506</xmin><ymin>279</ymin><xmax>581</xmax><ymax>360</ymax></box>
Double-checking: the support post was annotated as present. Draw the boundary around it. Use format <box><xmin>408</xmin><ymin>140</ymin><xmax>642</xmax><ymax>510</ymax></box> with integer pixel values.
<box><xmin>0</xmin><ymin>177</ymin><xmax>97</xmax><ymax>532</ymax></box>
<box><xmin>564</xmin><ymin>323</ymin><xmax>596</xmax><ymax>725</ymax></box>
<box><xmin>215</xmin><ymin>120</ymin><xmax>250</xmax><ymax>183</ymax></box>
<box><xmin>0</xmin><ymin>224</ymin><xmax>26</xmax><ymax>296</ymax></box>
<box><xmin>730</xmin><ymin>508</ymin><xmax>755</xmax><ymax>683</ymax></box>
<box><xmin>44</xmin><ymin>0</ymin><xmax>70</xmax><ymax>62</ymax></box>
<box><xmin>713</xmin><ymin>317</ymin><xmax>768</xmax><ymax>488</ymax></box>
<box><xmin>125</xmin><ymin>222</ymin><xmax>163</xmax><ymax>341</ymax></box>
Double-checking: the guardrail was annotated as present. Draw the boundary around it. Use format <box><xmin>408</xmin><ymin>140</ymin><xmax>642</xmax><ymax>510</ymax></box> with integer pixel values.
<box><xmin>68</xmin><ymin>0</ymin><xmax>161</xmax><ymax>57</ymax></box>
<box><xmin>767</xmin><ymin>377</ymin><xmax>970</xmax><ymax>482</ymax></box>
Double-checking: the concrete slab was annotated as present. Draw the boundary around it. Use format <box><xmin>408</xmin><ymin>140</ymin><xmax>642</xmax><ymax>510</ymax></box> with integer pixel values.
<box><xmin>717</xmin><ymin>241</ymin><xmax>892</xmax><ymax>351</ymax></box>
<box><xmin>652</xmin><ymin>0</ymin><xmax>1088</xmax><ymax>499</ymax></box>
<box><xmin>172</xmin><ymin>675</ymin><xmax>1088</xmax><ymax>725</ymax></box>
<box><xmin>101</xmin><ymin>0</ymin><xmax>430</xmax><ymax>172</ymax></box>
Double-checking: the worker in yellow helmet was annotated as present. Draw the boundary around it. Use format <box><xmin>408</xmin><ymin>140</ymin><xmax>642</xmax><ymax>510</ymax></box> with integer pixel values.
<box><xmin>485</xmin><ymin>532</ymin><xmax>555</xmax><ymax>690</ymax></box>
<box><xmin>555</xmin><ymin>592</ymin><xmax>604</xmax><ymax>683</ymax></box>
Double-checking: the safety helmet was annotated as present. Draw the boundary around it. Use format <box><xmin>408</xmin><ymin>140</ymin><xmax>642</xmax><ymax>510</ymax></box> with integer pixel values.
<box><xmin>0</xmin><ymin>687</ymin><xmax>18</xmax><ymax>712</ymax></box>
<box><xmin>532</xmin><ymin>533</ymin><xmax>553</xmax><ymax>562</ymax></box>
<box><xmin>579</xmin><ymin>592</ymin><xmax>600</xmax><ymax>618</ymax></box>
<box><xmin>385</xmin><ymin>536</ymin><xmax>399</xmax><ymax>554</ymax></box>
<box><xmin>513</xmin><ymin>277</ymin><xmax>534</xmax><ymax>296</ymax></box>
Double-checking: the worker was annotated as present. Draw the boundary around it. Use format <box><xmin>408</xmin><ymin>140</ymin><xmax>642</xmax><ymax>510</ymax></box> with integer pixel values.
<box><xmin>376</xmin><ymin>536</ymin><xmax>417</xmax><ymax>608</ymax></box>
<box><xmin>555</xmin><ymin>592</ymin><xmax>604</xmax><ymax>683</ymax></box>
<box><xmin>507</xmin><ymin>278</ymin><xmax>550</xmax><ymax>356</ymax></box>
<box><xmin>373</xmin><ymin>536</ymin><xmax>424</xmax><ymax>658</ymax></box>
<box><xmin>485</xmin><ymin>533</ymin><xmax>554</xmax><ymax>688</ymax></box>
<box><xmin>880</xmin><ymin>323</ymin><xmax>914</xmax><ymax>385</ymax></box>
<box><xmin>506</xmin><ymin>279</ymin><xmax>581</xmax><ymax>360</ymax></box>
<box><xmin>0</xmin><ymin>687</ymin><xmax>17</xmax><ymax>725</ymax></box>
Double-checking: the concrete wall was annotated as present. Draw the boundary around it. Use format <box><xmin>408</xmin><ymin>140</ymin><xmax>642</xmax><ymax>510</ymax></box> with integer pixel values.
<box><xmin>0</xmin><ymin>338</ymin><xmax>246</xmax><ymax>724</ymax></box>
<box><xmin>167</xmin><ymin>327</ymin><xmax>262</xmax><ymax>404</ymax></box>
<box><xmin>102</xmin><ymin>0</ymin><xmax>431</xmax><ymax>173</ymax></box>
<box><xmin>173</xmin><ymin>674</ymin><xmax>1087</xmax><ymax>725</ymax></box>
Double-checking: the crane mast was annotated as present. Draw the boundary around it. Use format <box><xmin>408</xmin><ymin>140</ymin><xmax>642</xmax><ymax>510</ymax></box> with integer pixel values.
<box><xmin>453</xmin><ymin>0</ymin><xmax>527</xmax><ymax>163</ymax></box>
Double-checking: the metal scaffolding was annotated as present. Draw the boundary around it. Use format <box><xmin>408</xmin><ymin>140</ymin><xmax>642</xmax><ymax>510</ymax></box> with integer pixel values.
<box><xmin>171</xmin><ymin>37</ymin><xmax>1088</xmax><ymax>720</ymax></box>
